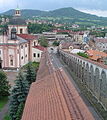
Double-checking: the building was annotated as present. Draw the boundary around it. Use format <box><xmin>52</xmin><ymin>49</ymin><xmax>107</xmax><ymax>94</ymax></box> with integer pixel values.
<box><xmin>95</xmin><ymin>38</ymin><xmax>107</xmax><ymax>51</ymax></box>
<box><xmin>42</xmin><ymin>32</ymin><xmax>70</xmax><ymax>45</ymax></box>
<box><xmin>86</xmin><ymin>50</ymin><xmax>107</xmax><ymax>63</ymax></box>
<box><xmin>59</xmin><ymin>42</ymin><xmax>81</xmax><ymax>52</ymax></box>
<box><xmin>0</xmin><ymin>8</ymin><xmax>44</xmax><ymax>70</ymax></box>
<box><xmin>70</xmin><ymin>31</ymin><xmax>84</xmax><ymax>43</ymax></box>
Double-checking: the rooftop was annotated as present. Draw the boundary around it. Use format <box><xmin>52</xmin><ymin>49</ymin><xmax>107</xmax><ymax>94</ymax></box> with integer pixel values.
<box><xmin>22</xmin><ymin>51</ymin><xmax>94</xmax><ymax>120</ymax></box>
<box><xmin>33</xmin><ymin>46</ymin><xmax>46</xmax><ymax>51</ymax></box>
<box><xmin>9</xmin><ymin>17</ymin><xmax>26</xmax><ymax>25</ymax></box>
<box><xmin>17</xmin><ymin>34</ymin><xmax>38</xmax><ymax>40</ymax></box>
<box><xmin>87</xmin><ymin>49</ymin><xmax>107</xmax><ymax>61</ymax></box>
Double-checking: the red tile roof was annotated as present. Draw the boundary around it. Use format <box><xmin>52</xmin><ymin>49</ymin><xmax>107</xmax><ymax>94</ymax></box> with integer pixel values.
<box><xmin>87</xmin><ymin>50</ymin><xmax>107</xmax><ymax>61</ymax></box>
<box><xmin>64</xmin><ymin>50</ymin><xmax>107</xmax><ymax>69</ymax></box>
<box><xmin>22</xmin><ymin>51</ymin><xmax>94</xmax><ymax>120</ymax></box>
<box><xmin>53</xmin><ymin>30</ymin><xmax>72</xmax><ymax>33</ymax></box>
<box><xmin>33</xmin><ymin>46</ymin><xmax>46</xmax><ymax>51</ymax></box>
<box><xmin>17</xmin><ymin>34</ymin><xmax>38</xmax><ymax>40</ymax></box>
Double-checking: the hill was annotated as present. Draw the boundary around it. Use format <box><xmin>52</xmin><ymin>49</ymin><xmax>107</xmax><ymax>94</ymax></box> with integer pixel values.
<box><xmin>1</xmin><ymin>7</ymin><xmax>107</xmax><ymax>26</ymax></box>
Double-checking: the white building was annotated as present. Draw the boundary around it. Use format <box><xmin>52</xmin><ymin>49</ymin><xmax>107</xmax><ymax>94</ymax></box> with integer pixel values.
<box><xmin>0</xmin><ymin>8</ymin><xmax>45</xmax><ymax>70</ymax></box>
<box><xmin>95</xmin><ymin>38</ymin><xmax>107</xmax><ymax>52</ymax></box>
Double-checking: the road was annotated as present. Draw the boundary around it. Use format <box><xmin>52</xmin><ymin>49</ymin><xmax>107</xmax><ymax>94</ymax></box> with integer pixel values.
<box><xmin>49</xmin><ymin>52</ymin><xmax>102</xmax><ymax>120</ymax></box>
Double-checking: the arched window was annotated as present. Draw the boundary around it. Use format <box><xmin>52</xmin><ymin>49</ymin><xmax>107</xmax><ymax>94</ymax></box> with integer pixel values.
<box><xmin>34</xmin><ymin>41</ymin><xmax>36</xmax><ymax>46</ymax></box>
<box><xmin>11</xmin><ymin>28</ymin><xmax>17</xmax><ymax>39</ymax></box>
<box><xmin>38</xmin><ymin>53</ymin><xmax>40</xmax><ymax>58</ymax></box>
<box><xmin>33</xmin><ymin>53</ymin><xmax>36</xmax><ymax>57</ymax></box>
<box><xmin>20</xmin><ymin>29</ymin><xmax>23</xmax><ymax>34</ymax></box>
<box><xmin>10</xmin><ymin>59</ymin><xmax>13</xmax><ymax>66</ymax></box>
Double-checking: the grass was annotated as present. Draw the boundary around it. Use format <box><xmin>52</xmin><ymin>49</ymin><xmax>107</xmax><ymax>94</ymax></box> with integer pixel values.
<box><xmin>0</xmin><ymin>96</ymin><xmax>8</xmax><ymax>111</ymax></box>
<box><xmin>3</xmin><ymin>114</ymin><xmax>10</xmax><ymax>120</ymax></box>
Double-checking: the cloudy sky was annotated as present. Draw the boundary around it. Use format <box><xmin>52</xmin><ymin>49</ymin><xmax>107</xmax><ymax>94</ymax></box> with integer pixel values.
<box><xmin>0</xmin><ymin>0</ymin><xmax>107</xmax><ymax>17</ymax></box>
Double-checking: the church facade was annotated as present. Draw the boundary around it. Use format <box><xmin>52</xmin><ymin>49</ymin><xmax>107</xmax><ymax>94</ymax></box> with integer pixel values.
<box><xmin>0</xmin><ymin>8</ymin><xmax>44</xmax><ymax>70</ymax></box>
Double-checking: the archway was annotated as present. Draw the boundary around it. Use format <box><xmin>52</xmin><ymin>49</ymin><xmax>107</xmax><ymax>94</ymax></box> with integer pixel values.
<box><xmin>94</xmin><ymin>68</ymin><xmax>100</xmax><ymax>99</ymax></box>
<box><xmin>0</xmin><ymin>60</ymin><xmax>2</xmax><ymax>69</ymax></box>
<box><xmin>100</xmin><ymin>71</ymin><xmax>107</xmax><ymax>108</ymax></box>
<box><xmin>86</xmin><ymin>63</ymin><xmax>90</xmax><ymax>88</ymax></box>
<box><xmin>90</xmin><ymin>65</ymin><xmax>94</xmax><ymax>91</ymax></box>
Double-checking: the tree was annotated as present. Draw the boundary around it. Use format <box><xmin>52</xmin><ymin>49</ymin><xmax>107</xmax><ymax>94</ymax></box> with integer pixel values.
<box><xmin>28</xmin><ymin>23</ymin><xmax>55</xmax><ymax>34</ymax></box>
<box><xmin>16</xmin><ymin>102</ymin><xmax>24</xmax><ymax>120</ymax></box>
<box><xmin>39</xmin><ymin>36</ymin><xmax>48</xmax><ymax>47</ymax></box>
<box><xmin>25</xmin><ymin>62</ymin><xmax>36</xmax><ymax>85</ymax></box>
<box><xmin>9</xmin><ymin>71</ymin><xmax>29</xmax><ymax>120</ymax></box>
<box><xmin>0</xmin><ymin>71</ymin><xmax>10</xmax><ymax>98</ymax></box>
<box><xmin>53</xmin><ymin>41</ymin><xmax>60</xmax><ymax>46</ymax></box>
<box><xmin>77</xmin><ymin>52</ymin><xmax>89</xmax><ymax>58</ymax></box>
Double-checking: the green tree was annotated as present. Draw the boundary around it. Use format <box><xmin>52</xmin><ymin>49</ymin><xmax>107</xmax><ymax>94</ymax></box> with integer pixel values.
<box><xmin>28</xmin><ymin>23</ymin><xmax>54</xmax><ymax>34</ymax></box>
<box><xmin>53</xmin><ymin>41</ymin><xmax>60</xmax><ymax>46</ymax></box>
<box><xmin>0</xmin><ymin>71</ymin><xmax>10</xmax><ymax>98</ymax></box>
<box><xmin>16</xmin><ymin>102</ymin><xmax>24</xmax><ymax>120</ymax></box>
<box><xmin>25</xmin><ymin>62</ymin><xmax>36</xmax><ymax>85</ymax></box>
<box><xmin>9</xmin><ymin>71</ymin><xmax>29</xmax><ymax>120</ymax></box>
<box><xmin>77</xmin><ymin>52</ymin><xmax>89</xmax><ymax>58</ymax></box>
<box><xmin>39</xmin><ymin>36</ymin><xmax>48</xmax><ymax>47</ymax></box>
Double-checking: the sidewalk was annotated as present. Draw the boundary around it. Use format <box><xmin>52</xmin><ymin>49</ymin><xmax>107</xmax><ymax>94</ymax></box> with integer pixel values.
<box><xmin>0</xmin><ymin>102</ymin><xmax>9</xmax><ymax>120</ymax></box>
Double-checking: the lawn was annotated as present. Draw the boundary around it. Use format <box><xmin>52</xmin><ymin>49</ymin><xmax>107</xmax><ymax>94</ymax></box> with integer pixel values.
<box><xmin>4</xmin><ymin>114</ymin><xmax>10</xmax><ymax>120</ymax></box>
<box><xmin>0</xmin><ymin>96</ymin><xmax>8</xmax><ymax>111</ymax></box>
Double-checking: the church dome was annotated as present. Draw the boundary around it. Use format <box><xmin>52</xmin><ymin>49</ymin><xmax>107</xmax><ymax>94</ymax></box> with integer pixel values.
<box><xmin>9</xmin><ymin>17</ymin><xmax>26</xmax><ymax>25</ymax></box>
<box><xmin>9</xmin><ymin>7</ymin><xmax>26</xmax><ymax>25</ymax></box>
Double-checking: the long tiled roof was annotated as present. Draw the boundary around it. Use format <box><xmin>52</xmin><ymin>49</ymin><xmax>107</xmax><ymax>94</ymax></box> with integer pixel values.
<box><xmin>17</xmin><ymin>34</ymin><xmax>38</xmax><ymax>40</ymax></box>
<box><xmin>22</xmin><ymin>51</ymin><xmax>94</xmax><ymax>120</ymax></box>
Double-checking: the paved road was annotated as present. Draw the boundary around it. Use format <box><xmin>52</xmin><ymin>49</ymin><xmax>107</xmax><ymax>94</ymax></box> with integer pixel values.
<box><xmin>0</xmin><ymin>102</ymin><xmax>9</xmax><ymax>120</ymax></box>
<box><xmin>49</xmin><ymin>53</ymin><xmax>102</xmax><ymax>120</ymax></box>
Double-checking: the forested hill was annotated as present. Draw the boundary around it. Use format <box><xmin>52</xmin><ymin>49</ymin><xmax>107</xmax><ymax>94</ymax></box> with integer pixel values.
<box><xmin>1</xmin><ymin>7</ymin><xmax>107</xmax><ymax>26</ymax></box>
<box><xmin>1</xmin><ymin>7</ymin><xmax>106</xmax><ymax>19</ymax></box>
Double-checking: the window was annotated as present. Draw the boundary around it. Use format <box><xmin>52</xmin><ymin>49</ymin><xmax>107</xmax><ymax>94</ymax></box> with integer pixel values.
<box><xmin>33</xmin><ymin>53</ymin><xmax>36</xmax><ymax>57</ymax></box>
<box><xmin>38</xmin><ymin>53</ymin><xmax>40</xmax><ymax>58</ymax></box>
<box><xmin>21</xmin><ymin>45</ymin><xmax>23</xmax><ymax>49</ymax></box>
<box><xmin>20</xmin><ymin>29</ymin><xmax>23</xmax><ymax>34</ymax></box>
<box><xmin>0</xmin><ymin>50</ymin><xmax>1</xmax><ymax>54</ymax></box>
<box><xmin>34</xmin><ymin>42</ymin><xmax>36</xmax><ymax>46</ymax></box>
<box><xmin>26</xmin><ymin>55</ymin><xmax>27</xmax><ymax>57</ymax></box>
<box><xmin>10</xmin><ymin>59</ymin><xmax>13</xmax><ymax>66</ymax></box>
<box><xmin>25</xmin><ymin>44</ymin><xmax>27</xmax><ymax>47</ymax></box>
<box><xmin>21</xmin><ymin>56</ymin><xmax>23</xmax><ymax>59</ymax></box>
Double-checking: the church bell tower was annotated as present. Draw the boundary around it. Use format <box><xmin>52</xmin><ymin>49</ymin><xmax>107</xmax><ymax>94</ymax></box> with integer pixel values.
<box><xmin>14</xmin><ymin>7</ymin><xmax>21</xmax><ymax>17</ymax></box>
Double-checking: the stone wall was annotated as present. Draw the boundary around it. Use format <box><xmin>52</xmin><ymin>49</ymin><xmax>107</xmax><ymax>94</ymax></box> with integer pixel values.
<box><xmin>59</xmin><ymin>50</ymin><xmax>107</xmax><ymax>109</ymax></box>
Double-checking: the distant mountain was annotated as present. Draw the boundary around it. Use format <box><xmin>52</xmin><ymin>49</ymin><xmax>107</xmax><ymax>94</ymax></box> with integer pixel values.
<box><xmin>1</xmin><ymin>9</ymin><xmax>47</xmax><ymax>18</ymax></box>
<box><xmin>1</xmin><ymin>7</ymin><xmax>107</xmax><ymax>26</ymax></box>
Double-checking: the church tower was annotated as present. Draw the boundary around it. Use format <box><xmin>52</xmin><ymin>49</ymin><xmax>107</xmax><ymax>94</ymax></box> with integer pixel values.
<box><xmin>14</xmin><ymin>7</ymin><xmax>21</xmax><ymax>17</ymax></box>
<box><xmin>8</xmin><ymin>7</ymin><xmax>28</xmax><ymax>36</ymax></box>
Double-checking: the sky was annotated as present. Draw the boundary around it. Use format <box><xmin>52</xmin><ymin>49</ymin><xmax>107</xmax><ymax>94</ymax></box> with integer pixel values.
<box><xmin>0</xmin><ymin>0</ymin><xmax>107</xmax><ymax>17</ymax></box>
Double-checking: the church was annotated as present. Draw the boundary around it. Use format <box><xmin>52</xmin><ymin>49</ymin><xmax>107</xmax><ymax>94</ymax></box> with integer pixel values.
<box><xmin>0</xmin><ymin>8</ymin><xmax>45</xmax><ymax>70</ymax></box>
